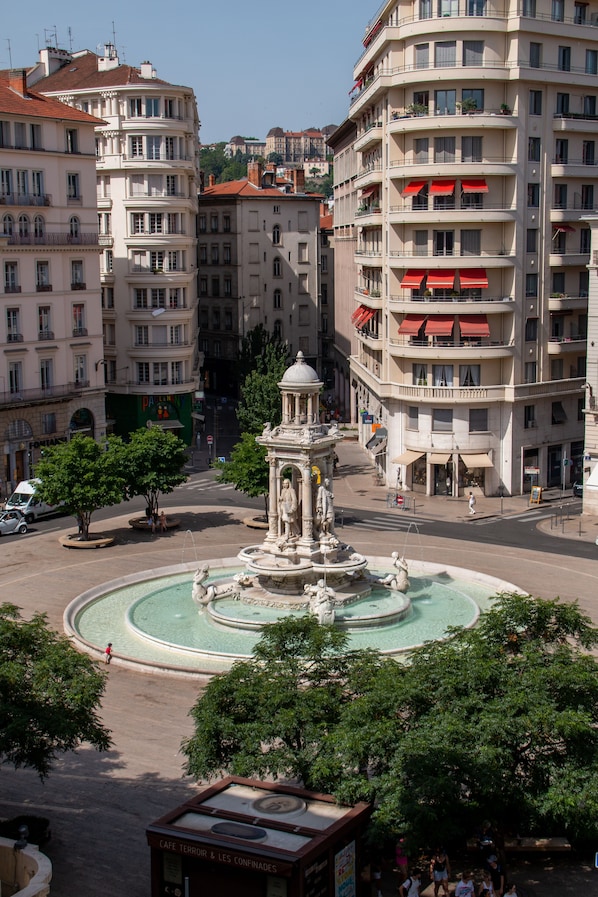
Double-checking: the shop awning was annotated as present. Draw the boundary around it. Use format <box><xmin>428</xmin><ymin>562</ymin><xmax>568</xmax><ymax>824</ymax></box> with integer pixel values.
<box><xmin>461</xmin><ymin>178</ymin><xmax>489</xmax><ymax>193</ymax></box>
<box><xmin>458</xmin><ymin>314</ymin><xmax>490</xmax><ymax>337</ymax></box>
<box><xmin>553</xmin><ymin>224</ymin><xmax>575</xmax><ymax>233</ymax></box>
<box><xmin>426</xmin><ymin>271</ymin><xmax>455</xmax><ymax>289</ymax></box>
<box><xmin>459</xmin><ymin>452</ymin><xmax>493</xmax><ymax>468</ymax></box>
<box><xmin>430</xmin><ymin>179</ymin><xmax>456</xmax><ymax>196</ymax></box>
<box><xmin>399</xmin><ymin>314</ymin><xmax>426</xmax><ymax>335</ymax></box>
<box><xmin>400</xmin><ymin>269</ymin><xmax>426</xmax><ymax>289</ymax></box>
<box><xmin>148</xmin><ymin>419</ymin><xmax>184</xmax><ymax>430</ymax></box>
<box><xmin>352</xmin><ymin>304</ymin><xmax>373</xmax><ymax>325</ymax></box>
<box><xmin>425</xmin><ymin>315</ymin><xmax>455</xmax><ymax>336</ymax></box>
<box><xmin>361</xmin><ymin>184</ymin><xmax>379</xmax><ymax>198</ymax></box>
<box><xmin>392</xmin><ymin>450</ymin><xmax>425</xmax><ymax>465</ymax></box>
<box><xmin>459</xmin><ymin>268</ymin><xmax>488</xmax><ymax>289</ymax></box>
<box><xmin>402</xmin><ymin>179</ymin><xmax>427</xmax><ymax>196</ymax></box>
<box><xmin>429</xmin><ymin>452</ymin><xmax>451</xmax><ymax>464</ymax></box>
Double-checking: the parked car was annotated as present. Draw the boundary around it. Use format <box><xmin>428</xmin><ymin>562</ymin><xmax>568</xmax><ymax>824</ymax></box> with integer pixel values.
<box><xmin>573</xmin><ymin>481</ymin><xmax>583</xmax><ymax>497</ymax></box>
<box><xmin>0</xmin><ymin>509</ymin><xmax>28</xmax><ymax>536</ymax></box>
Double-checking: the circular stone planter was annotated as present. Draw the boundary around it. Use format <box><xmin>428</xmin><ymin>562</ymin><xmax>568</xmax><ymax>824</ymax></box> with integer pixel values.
<box><xmin>59</xmin><ymin>533</ymin><xmax>115</xmax><ymax>549</ymax></box>
<box><xmin>128</xmin><ymin>517</ymin><xmax>181</xmax><ymax>532</ymax></box>
<box><xmin>242</xmin><ymin>515</ymin><xmax>269</xmax><ymax>529</ymax></box>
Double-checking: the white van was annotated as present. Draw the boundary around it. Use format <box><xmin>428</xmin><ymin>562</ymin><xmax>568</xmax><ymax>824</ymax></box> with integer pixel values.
<box><xmin>5</xmin><ymin>479</ymin><xmax>64</xmax><ymax>523</ymax></box>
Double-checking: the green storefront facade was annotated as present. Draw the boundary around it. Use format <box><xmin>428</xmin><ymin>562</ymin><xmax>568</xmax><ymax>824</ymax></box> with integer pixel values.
<box><xmin>107</xmin><ymin>391</ymin><xmax>194</xmax><ymax>444</ymax></box>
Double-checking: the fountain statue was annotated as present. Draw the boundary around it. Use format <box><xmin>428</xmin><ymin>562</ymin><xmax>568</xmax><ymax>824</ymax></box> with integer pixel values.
<box><xmin>378</xmin><ymin>552</ymin><xmax>410</xmax><ymax>593</ymax></box>
<box><xmin>304</xmin><ymin>579</ymin><xmax>336</xmax><ymax>625</ymax></box>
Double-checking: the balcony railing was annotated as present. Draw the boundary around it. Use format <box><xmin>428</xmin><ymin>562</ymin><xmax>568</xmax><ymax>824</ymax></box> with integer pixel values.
<box><xmin>71</xmin><ymin>283</ymin><xmax>87</xmax><ymax>291</ymax></box>
<box><xmin>72</xmin><ymin>327</ymin><xmax>88</xmax><ymax>337</ymax></box>
<box><xmin>0</xmin><ymin>382</ymin><xmax>92</xmax><ymax>406</ymax></box>
<box><xmin>0</xmin><ymin>193</ymin><xmax>51</xmax><ymax>206</ymax></box>
<box><xmin>7</xmin><ymin>333</ymin><xmax>23</xmax><ymax>342</ymax></box>
<box><xmin>38</xmin><ymin>330</ymin><xmax>55</xmax><ymax>340</ymax></box>
<box><xmin>7</xmin><ymin>232</ymin><xmax>99</xmax><ymax>246</ymax></box>
<box><xmin>390</xmin><ymin>293</ymin><xmax>514</xmax><ymax>303</ymax></box>
<box><xmin>36</xmin><ymin>283</ymin><xmax>53</xmax><ymax>292</ymax></box>
<box><xmin>124</xmin><ymin>153</ymin><xmax>192</xmax><ymax>162</ymax></box>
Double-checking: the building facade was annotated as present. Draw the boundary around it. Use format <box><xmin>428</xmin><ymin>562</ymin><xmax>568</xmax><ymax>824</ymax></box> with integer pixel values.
<box><xmin>198</xmin><ymin>163</ymin><xmax>322</xmax><ymax>395</ymax></box>
<box><xmin>342</xmin><ymin>0</ymin><xmax>591</xmax><ymax>496</ymax></box>
<box><xmin>266</xmin><ymin>127</ymin><xmax>334</xmax><ymax>164</ymax></box>
<box><xmin>31</xmin><ymin>45</ymin><xmax>201</xmax><ymax>442</ymax></box>
<box><xmin>0</xmin><ymin>69</ymin><xmax>106</xmax><ymax>486</ymax></box>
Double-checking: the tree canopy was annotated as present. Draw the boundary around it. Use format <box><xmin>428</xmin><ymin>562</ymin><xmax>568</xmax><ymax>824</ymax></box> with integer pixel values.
<box><xmin>182</xmin><ymin>594</ymin><xmax>598</xmax><ymax>848</ymax></box>
<box><xmin>120</xmin><ymin>426</ymin><xmax>188</xmax><ymax>516</ymax></box>
<box><xmin>35</xmin><ymin>435</ymin><xmax>125</xmax><ymax>540</ymax></box>
<box><xmin>0</xmin><ymin>604</ymin><xmax>111</xmax><ymax>778</ymax></box>
<box><xmin>236</xmin><ymin>336</ymin><xmax>289</xmax><ymax>434</ymax></box>
<box><xmin>215</xmin><ymin>432</ymin><xmax>269</xmax><ymax>514</ymax></box>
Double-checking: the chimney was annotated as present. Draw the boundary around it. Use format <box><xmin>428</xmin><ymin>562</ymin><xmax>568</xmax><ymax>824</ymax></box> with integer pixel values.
<box><xmin>247</xmin><ymin>161</ymin><xmax>263</xmax><ymax>188</ymax></box>
<box><xmin>140</xmin><ymin>60</ymin><xmax>156</xmax><ymax>79</ymax></box>
<box><xmin>8</xmin><ymin>69</ymin><xmax>27</xmax><ymax>98</ymax></box>
<box><xmin>208</xmin><ymin>174</ymin><xmax>216</xmax><ymax>187</ymax></box>
<box><xmin>292</xmin><ymin>168</ymin><xmax>305</xmax><ymax>193</ymax></box>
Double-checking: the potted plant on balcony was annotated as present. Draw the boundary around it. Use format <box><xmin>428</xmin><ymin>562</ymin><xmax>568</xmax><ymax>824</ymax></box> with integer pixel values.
<box><xmin>458</xmin><ymin>97</ymin><xmax>478</xmax><ymax>114</ymax></box>
<box><xmin>407</xmin><ymin>103</ymin><xmax>428</xmax><ymax>116</ymax></box>
<box><xmin>500</xmin><ymin>103</ymin><xmax>511</xmax><ymax>115</ymax></box>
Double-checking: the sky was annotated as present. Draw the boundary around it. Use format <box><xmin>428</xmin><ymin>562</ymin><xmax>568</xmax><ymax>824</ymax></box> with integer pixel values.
<box><xmin>1</xmin><ymin>0</ymin><xmax>378</xmax><ymax>144</ymax></box>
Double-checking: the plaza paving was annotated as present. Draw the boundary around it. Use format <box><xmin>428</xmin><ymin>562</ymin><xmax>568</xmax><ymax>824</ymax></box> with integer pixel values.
<box><xmin>1</xmin><ymin>439</ymin><xmax>598</xmax><ymax>896</ymax></box>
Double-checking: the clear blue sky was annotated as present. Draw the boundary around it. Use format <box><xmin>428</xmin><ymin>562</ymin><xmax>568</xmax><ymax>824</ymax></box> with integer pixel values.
<box><xmin>1</xmin><ymin>0</ymin><xmax>376</xmax><ymax>143</ymax></box>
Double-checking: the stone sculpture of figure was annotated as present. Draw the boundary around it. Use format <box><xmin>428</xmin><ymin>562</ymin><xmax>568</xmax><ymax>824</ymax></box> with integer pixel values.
<box><xmin>278</xmin><ymin>477</ymin><xmax>298</xmax><ymax>538</ymax></box>
<box><xmin>192</xmin><ymin>564</ymin><xmax>211</xmax><ymax>606</ymax></box>
<box><xmin>378</xmin><ymin>552</ymin><xmax>410</xmax><ymax>593</ymax></box>
<box><xmin>304</xmin><ymin>579</ymin><xmax>336</xmax><ymax>625</ymax></box>
<box><xmin>316</xmin><ymin>477</ymin><xmax>334</xmax><ymax>537</ymax></box>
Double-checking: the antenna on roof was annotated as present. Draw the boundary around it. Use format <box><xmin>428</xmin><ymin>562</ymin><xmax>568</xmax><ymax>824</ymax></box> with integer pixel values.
<box><xmin>68</xmin><ymin>26</ymin><xmax>73</xmax><ymax>52</ymax></box>
<box><xmin>5</xmin><ymin>39</ymin><xmax>12</xmax><ymax>68</ymax></box>
<box><xmin>53</xmin><ymin>26</ymin><xmax>58</xmax><ymax>48</ymax></box>
<box><xmin>112</xmin><ymin>21</ymin><xmax>117</xmax><ymax>49</ymax></box>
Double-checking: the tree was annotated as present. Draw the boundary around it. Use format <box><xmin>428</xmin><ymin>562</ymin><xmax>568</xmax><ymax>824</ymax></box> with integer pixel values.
<box><xmin>236</xmin><ymin>323</ymin><xmax>286</xmax><ymax>385</ymax></box>
<box><xmin>120</xmin><ymin>426</ymin><xmax>188</xmax><ymax>517</ymax></box>
<box><xmin>305</xmin><ymin>173</ymin><xmax>333</xmax><ymax>198</ymax></box>
<box><xmin>267</xmin><ymin>152</ymin><xmax>283</xmax><ymax>166</ymax></box>
<box><xmin>237</xmin><ymin>339</ymin><xmax>289</xmax><ymax>434</ymax></box>
<box><xmin>200</xmin><ymin>143</ymin><xmax>228</xmax><ymax>181</ymax></box>
<box><xmin>182</xmin><ymin>617</ymin><xmax>385</xmax><ymax>791</ymax></box>
<box><xmin>0</xmin><ymin>604</ymin><xmax>111</xmax><ymax>778</ymax></box>
<box><xmin>34</xmin><ymin>435</ymin><xmax>126</xmax><ymax>540</ymax></box>
<box><xmin>215</xmin><ymin>432</ymin><xmax>269</xmax><ymax>517</ymax></box>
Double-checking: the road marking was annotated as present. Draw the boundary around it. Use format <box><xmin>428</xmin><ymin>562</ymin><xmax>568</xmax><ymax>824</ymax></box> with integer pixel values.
<box><xmin>180</xmin><ymin>481</ymin><xmax>235</xmax><ymax>492</ymax></box>
<box><xmin>345</xmin><ymin>515</ymin><xmax>426</xmax><ymax>532</ymax></box>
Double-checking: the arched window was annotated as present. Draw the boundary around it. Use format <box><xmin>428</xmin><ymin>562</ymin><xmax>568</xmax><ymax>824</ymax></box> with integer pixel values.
<box><xmin>18</xmin><ymin>214</ymin><xmax>29</xmax><ymax>237</ymax></box>
<box><xmin>69</xmin><ymin>216</ymin><xmax>80</xmax><ymax>238</ymax></box>
<box><xmin>273</xmin><ymin>257</ymin><xmax>281</xmax><ymax>277</ymax></box>
<box><xmin>33</xmin><ymin>215</ymin><xmax>44</xmax><ymax>239</ymax></box>
<box><xmin>2</xmin><ymin>214</ymin><xmax>14</xmax><ymax>236</ymax></box>
<box><xmin>272</xmin><ymin>224</ymin><xmax>281</xmax><ymax>245</ymax></box>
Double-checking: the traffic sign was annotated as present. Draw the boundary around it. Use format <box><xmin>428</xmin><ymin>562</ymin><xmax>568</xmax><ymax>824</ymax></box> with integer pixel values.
<box><xmin>206</xmin><ymin>435</ymin><xmax>213</xmax><ymax>444</ymax></box>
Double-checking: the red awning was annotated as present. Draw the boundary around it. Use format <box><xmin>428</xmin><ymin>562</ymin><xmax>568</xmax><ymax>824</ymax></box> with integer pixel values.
<box><xmin>363</xmin><ymin>19</ymin><xmax>383</xmax><ymax>46</ymax></box>
<box><xmin>359</xmin><ymin>308</ymin><xmax>375</xmax><ymax>327</ymax></box>
<box><xmin>426</xmin><ymin>270</ymin><xmax>455</xmax><ymax>289</ymax></box>
<box><xmin>352</xmin><ymin>305</ymin><xmax>375</xmax><ymax>327</ymax></box>
<box><xmin>349</xmin><ymin>79</ymin><xmax>363</xmax><ymax>95</ymax></box>
<box><xmin>430</xmin><ymin>179</ymin><xmax>456</xmax><ymax>196</ymax></box>
<box><xmin>553</xmin><ymin>224</ymin><xmax>575</xmax><ymax>233</ymax></box>
<box><xmin>459</xmin><ymin>268</ymin><xmax>489</xmax><ymax>289</ymax></box>
<box><xmin>402</xmin><ymin>179</ymin><xmax>427</xmax><ymax>197</ymax></box>
<box><xmin>459</xmin><ymin>314</ymin><xmax>490</xmax><ymax>338</ymax></box>
<box><xmin>400</xmin><ymin>270</ymin><xmax>426</xmax><ymax>289</ymax></box>
<box><xmin>425</xmin><ymin>315</ymin><xmax>455</xmax><ymax>336</ymax></box>
<box><xmin>461</xmin><ymin>178</ymin><xmax>489</xmax><ymax>193</ymax></box>
<box><xmin>351</xmin><ymin>305</ymin><xmax>367</xmax><ymax>324</ymax></box>
<box><xmin>361</xmin><ymin>184</ymin><xmax>379</xmax><ymax>198</ymax></box>
<box><xmin>399</xmin><ymin>314</ymin><xmax>426</xmax><ymax>335</ymax></box>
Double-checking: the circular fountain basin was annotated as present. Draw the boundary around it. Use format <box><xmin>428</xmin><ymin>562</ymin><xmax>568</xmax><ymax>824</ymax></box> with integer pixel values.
<box><xmin>64</xmin><ymin>557</ymin><xmax>523</xmax><ymax>677</ymax></box>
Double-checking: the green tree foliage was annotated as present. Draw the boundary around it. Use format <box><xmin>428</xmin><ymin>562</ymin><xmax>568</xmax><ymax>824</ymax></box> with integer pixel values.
<box><xmin>305</xmin><ymin>173</ymin><xmax>333</xmax><ymax>198</ymax></box>
<box><xmin>120</xmin><ymin>427</ymin><xmax>188</xmax><ymax>516</ymax></box>
<box><xmin>237</xmin><ymin>338</ymin><xmax>289</xmax><ymax>434</ymax></box>
<box><xmin>182</xmin><ymin>594</ymin><xmax>598</xmax><ymax>847</ymax></box>
<box><xmin>34</xmin><ymin>435</ymin><xmax>125</xmax><ymax>540</ymax></box>
<box><xmin>215</xmin><ymin>432</ymin><xmax>269</xmax><ymax>515</ymax></box>
<box><xmin>267</xmin><ymin>152</ymin><xmax>283</xmax><ymax>166</ymax></box>
<box><xmin>182</xmin><ymin>617</ymin><xmax>385</xmax><ymax>791</ymax></box>
<box><xmin>219</xmin><ymin>159</ymin><xmax>248</xmax><ymax>182</ymax></box>
<box><xmin>0</xmin><ymin>604</ymin><xmax>111</xmax><ymax>778</ymax></box>
<box><xmin>236</xmin><ymin>323</ymin><xmax>286</xmax><ymax>386</ymax></box>
<box><xmin>200</xmin><ymin>143</ymin><xmax>228</xmax><ymax>181</ymax></box>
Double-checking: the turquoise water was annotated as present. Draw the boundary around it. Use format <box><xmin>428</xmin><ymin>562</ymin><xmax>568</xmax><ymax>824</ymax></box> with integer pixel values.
<box><xmin>73</xmin><ymin>567</ymin><xmax>497</xmax><ymax>673</ymax></box>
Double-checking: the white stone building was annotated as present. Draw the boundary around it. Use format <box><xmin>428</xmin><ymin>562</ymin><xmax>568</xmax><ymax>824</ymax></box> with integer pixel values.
<box><xmin>0</xmin><ymin>69</ymin><xmax>106</xmax><ymax>486</ymax></box>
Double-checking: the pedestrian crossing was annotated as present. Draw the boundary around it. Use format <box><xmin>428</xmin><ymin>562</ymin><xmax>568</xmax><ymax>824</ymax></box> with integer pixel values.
<box><xmin>178</xmin><ymin>479</ymin><xmax>236</xmax><ymax>493</ymax></box>
<box><xmin>342</xmin><ymin>514</ymin><xmax>426</xmax><ymax>533</ymax></box>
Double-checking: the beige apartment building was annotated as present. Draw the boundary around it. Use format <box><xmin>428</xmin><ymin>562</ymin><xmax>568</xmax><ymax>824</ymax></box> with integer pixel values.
<box><xmin>198</xmin><ymin>163</ymin><xmax>322</xmax><ymax>395</ymax></box>
<box><xmin>0</xmin><ymin>69</ymin><xmax>106</xmax><ymax>486</ymax></box>
<box><xmin>341</xmin><ymin>0</ymin><xmax>594</xmax><ymax>496</ymax></box>
<box><xmin>30</xmin><ymin>45</ymin><xmax>201</xmax><ymax>441</ymax></box>
<box><xmin>266</xmin><ymin>127</ymin><xmax>335</xmax><ymax>164</ymax></box>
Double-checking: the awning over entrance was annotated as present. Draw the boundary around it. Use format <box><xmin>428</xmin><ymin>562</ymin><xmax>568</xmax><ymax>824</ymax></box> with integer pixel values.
<box><xmin>426</xmin><ymin>271</ymin><xmax>455</xmax><ymax>290</ymax></box>
<box><xmin>425</xmin><ymin>315</ymin><xmax>454</xmax><ymax>336</ymax></box>
<box><xmin>400</xmin><ymin>269</ymin><xmax>426</xmax><ymax>289</ymax></box>
<box><xmin>399</xmin><ymin>313</ymin><xmax>426</xmax><ymax>335</ymax></box>
<box><xmin>460</xmin><ymin>452</ymin><xmax>493</xmax><ymax>468</ymax></box>
<box><xmin>458</xmin><ymin>314</ymin><xmax>490</xmax><ymax>338</ymax></box>
<box><xmin>430</xmin><ymin>179</ymin><xmax>456</xmax><ymax>195</ymax></box>
<box><xmin>392</xmin><ymin>449</ymin><xmax>425</xmax><ymax>465</ymax></box>
<box><xmin>148</xmin><ymin>419</ymin><xmax>184</xmax><ymax>430</ymax></box>
<box><xmin>459</xmin><ymin>268</ymin><xmax>488</xmax><ymax>289</ymax></box>
<box><xmin>429</xmin><ymin>452</ymin><xmax>451</xmax><ymax>464</ymax></box>
<box><xmin>402</xmin><ymin>179</ymin><xmax>427</xmax><ymax>196</ymax></box>
<box><xmin>461</xmin><ymin>178</ymin><xmax>488</xmax><ymax>193</ymax></box>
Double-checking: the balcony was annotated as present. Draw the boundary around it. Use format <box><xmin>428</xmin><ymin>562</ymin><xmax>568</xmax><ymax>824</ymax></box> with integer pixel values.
<box><xmin>354</xmin><ymin>123</ymin><xmax>383</xmax><ymax>154</ymax></box>
<box><xmin>36</xmin><ymin>283</ymin><xmax>53</xmax><ymax>292</ymax></box>
<box><xmin>7</xmin><ymin>232</ymin><xmax>99</xmax><ymax>247</ymax></box>
<box><xmin>548</xmin><ymin>293</ymin><xmax>588</xmax><ymax>311</ymax></box>
<box><xmin>71</xmin><ymin>283</ymin><xmax>87</xmax><ymax>291</ymax></box>
<box><xmin>38</xmin><ymin>330</ymin><xmax>55</xmax><ymax>341</ymax></box>
<box><xmin>547</xmin><ymin>335</ymin><xmax>587</xmax><ymax>353</ymax></box>
<box><xmin>388</xmin><ymin>336</ymin><xmax>515</xmax><ymax>359</ymax></box>
<box><xmin>4</xmin><ymin>285</ymin><xmax>21</xmax><ymax>293</ymax></box>
<box><xmin>389</xmin><ymin>294</ymin><xmax>514</xmax><ymax>313</ymax></box>
<box><xmin>0</xmin><ymin>382</ymin><xmax>93</xmax><ymax>407</ymax></box>
<box><xmin>72</xmin><ymin>327</ymin><xmax>88</xmax><ymax>337</ymax></box>
<box><xmin>7</xmin><ymin>332</ymin><xmax>23</xmax><ymax>343</ymax></box>
<box><xmin>0</xmin><ymin>193</ymin><xmax>51</xmax><ymax>207</ymax></box>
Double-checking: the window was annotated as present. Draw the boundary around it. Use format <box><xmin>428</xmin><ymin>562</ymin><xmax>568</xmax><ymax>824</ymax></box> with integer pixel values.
<box><xmin>6</xmin><ymin>308</ymin><xmax>20</xmax><ymax>342</ymax></box>
<box><xmin>223</xmin><ymin>244</ymin><xmax>231</xmax><ymax>264</ymax></box>
<box><xmin>151</xmin><ymin>288</ymin><xmax>166</xmax><ymax>308</ymax></box>
<box><xmin>273</xmin><ymin>257</ymin><xmax>282</xmax><ymax>277</ymax></box>
<box><xmin>4</xmin><ymin>261</ymin><xmax>19</xmax><ymax>292</ymax></box>
<box><xmin>556</xmin><ymin>93</ymin><xmax>570</xmax><ymax>115</ymax></box>
<box><xmin>321</xmin><ymin>254</ymin><xmax>328</xmax><ymax>273</ymax></box>
<box><xmin>469</xmin><ymin>408</ymin><xmax>488</xmax><ymax>432</ymax></box>
<box><xmin>167</xmin><ymin>251</ymin><xmax>180</xmax><ymax>271</ymax></box>
<box><xmin>16</xmin><ymin>170</ymin><xmax>28</xmax><ymax>196</ymax></box>
<box><xmin>551</xmin><ymin>358</ymin><xmax>564</xmax><ymax>379</ymax></box>
<box><xmin>584</xmin><ymin>95</ymin><xmax>597</xmax><ymax>116</ymax></box>
<box><xmin>164</xmin><ymin>137</ymin><xmax>175</xmax><ymax>160</ymax></box>
<box><xmin>525</xmin><ymin>318</ymin><xmax>538</xmax><ymax>341</ymax></box>
<box><xmin>435</xmin><ymin>89</ymin><xmax>456</xmax><ymax>115</ymax></box>
<box><xmin>407</xmin><ymin>406</ymin><xmax>419</xmax><ymax>430</ymax></box>
<box><xmin>463</xmin><ymin>41</ymin><xmax>483</xmax><ymax>66</ymax></box>
<box><xmin>67</xmin><ymin>172</ymin><xmax>80</xmax><ymax>199</ymax></box>
<box><xmin>273</xmin><ymin>320</ymin><xmax>283</xmax><ymax>340</ymax></box>
<box><xmin>36</xmin><ymin>261</ymin><xmax>50</xmax><ymax>290</ymax></box>
<box><xmin>586</xmin><ymin>50</ymin><xmax>598</xmax><ymax>75</ymax></box>
<box><xmin>134</xmin><ymin>288</ymin><xmax>148</xmax><ymax>309</ymax></box>
<box><xmin>38</xmin><ymin>305</ymin><xmax>52</xmax><ymax>341</ymax></box>
<box><xmin>414</xmin><ymin>230</ymin><xmax>428</xmax><ymax>255</ymax></box>
<box><xmin>554</xmin><ymin>183</ymin><xmax>568</xmax><ymax>209</ymax></box>
<box><xmin>552</xmin><ymin>0</ymin><xmax>564</xmax><ymax>19</ymax></box>
<box><xmin>72</xmin><ymin>303</ymin><xmax>86</xmax><ymax>336</ymax></box>
<box><xmin>460</xmin><ymin>364</ymin><xmax>480</xmax><ymax>386</ymax></box>
<box><xmin>415</xmin><ymin>43</ymin><xmax>429</xmax><ymax>69</ymax></box>
<box><xmin>435</xmin><ymin>41</ymin><xmax>456</xmax><ymax>67</ymax></box>
<box><xmin>18</xmin><ymin>214</ymin><xmax>29</xmax><ymax>237</ymax></box>
<box><xmin>413</xmin><ymin>184</ymin><xmax>429</xmax><ymax>210</ymax></box>
<box><xmin>211</xmin><ymin>276</ymin><xmax>220</xmax><ymax>297</ymax></box>
<box><xmin>198</xmin><ymin>214</ymin><xmax>206</xmax><ymax>233</ymax></box>
<box><xmin>2</xmin><ymin>214</ymin><xmax>13</xmax><ymax>235</ymax></box>
<box><xmin>528</xmin><ymin>137</ymin><xmax>541</xmax><ymax>162</ymax></box>
<box><xmin>555</xmin><ymin>139</ymin><xmax>569</xmax><ymax>164</ymax></box>
<box><xmin>14</xmin><ymin>123</ymin><xmax>25</xmax><ymax>148</ymax></box>
<box><xmin>461</xmin><ymin>88</ymin><xmax>484</xmax><ymax>112</ymax></box>
<box><xmin>129</xmin><ymin>98</ymin><xmax>143</xmax><ymax>117</ymax></box>
<box><xmin>146</xmin><ymin>137</ymin><xmax>161</xmax><ymax>160</ymax></box>
<box><xmin>34</xmin><ymin>215</ymin><xmax>44</xmax><ymax>238</ymax></box>
<box><xmin>432</xmin><ymin>408</ymin><xmax>453</xmax><ymax>431</ymax></box>
<box><xmin>526</xmin><ymin>273</ymin><xmax>538</xmax><ymax>297</ymax></box>
<box><xmin>420</xmin><ymin>0</ymin><xmax>432</xmax><ymax>18</ymax></box>
<box><xmin>462</xmin><ymin>136</ymin><xmax>482</xmax><ymax>162</ymax></box>
<box><xmin>105</xmin><ymin>249</ymin><xmax>113</xmax><ymax>273</ymax></box>
<box><xmin>525</xmin><ymin>361</ymin><xmax>537</xmax><ymax>383</ymax></box>
<box><xmin>552</xmin><ymin>401</ymin><xmax>567</xmax><ymax>424</ymax></box>
<box><xmin>467</xmin><ymin>0</ymin><xmax>486</xmax><ymax>14</ymax></box>
<box><xmin>558</xmin><ymin>46</ymin><xmax>571</xmax><ymax>72</ymax></box>
<box><xmin>135</xmin><ymin>325</ymin><xmax>149</xmax><ymax>346</ymax></box>
<box><xmin>102</xmin><ymin>286</ymin><xmax>114</xmax><ymax>308</ymax></box>
<box><xmin>434</xmin><ymin>136</ymin><xmax>455</xmax><ymax>163</ymax></box>
<box><xmin>433</xmin><ymin>365</ymin><xmax>453</xmax><ymax>386</ymax></box>
<box><xmin>581</xmin><ymin>184</ymin><xmax>594</xmax><ymax>210</ymax></box>
<box><xmin>223</xmin><ymin>276</ymin><xmax>232</xmax><ymax>297</ymax></box>
<box><xmin>524</xmin><ymin>405</ymin><xmax>536</xmax><ymax>429</ymax></box>
<box><xmin>526</xmin><ymin>229</ymin><xmax>538</xmax><ymax>253</ymax></box>
<box><xmin>171</xmin><ymin>361</ymin><xmax>183</xmax><ymax>385</ymax></box>
<box><xmin>169</xmin><ymin>288</ymin><xmax>183</xmax><ymax>309</ymax></box>
<box><xmin>460</xmin><ymin>230</ymin><xmax>481</xmax><ymax>255</ymax></box>
<box><xmin>0</xmin><ymin>121</ymin><xmax>9</xmax><ymax>147</ymax></box>
<box><xmin>415</xmin><ymin>137</ymin><xmax>429</xmax><ymax>162</ymax></box>
<box><xmin>150</xmin><ymin>251</ymin><xmax>165</xmax><ymax>272</ymax></box>
<box><xmin>137</xmin><ymin>362</ymin><xmax>150</xmax><ymax>384</ymax></box>
<box><xmin>273</xmin><ymin>224</ymin><xmax>281</xmax><ymax>245</ymax></box>
<box><xmin>71</xmin><ymin>260</ymin><xmax>84</xmax><ymax>288</ymax></box>
<box><xmin>8</xmin><ymin>361</ymin><xmax>22</xmax><ymax>394</ymax></box>
<box><xmin>65</xmin><ymin>128</ymin><xmax>79</xmax><ymax>153</ymax></box>
<box><xmin>530</xmin><ymin>42</ymin><xmax>542</xmax><ymax>68</ymax></box>
<box><xmin>166</xmin><ymin>175</ymin><xmax>178</xmax><ymax>196</ymax></box>
<box><xmin>211</xmin><ymin>244</ymin><xmax>219</xmax><ymax>264</ymax></box>
<box><xmin>145</xmin><ymin>97</ymin><xmax>160</xmax><ymax>117</ymax></box>
<box><xmin>164</xmin><ymin>98</ymin><xmax>176</xmax><ymax>119</ymax></box>
<box><xmin>413</xmin><ymin>363</ymin><xmax>428</xmax><ymax>385</ymax></box>
<box><xmin>580</xmin><ymin>228</ymin><xmax>591</xmax><ymax>253</ymax></box>
<box><xmin>583</xmin><ymin>141</ymin><xmax>595</xmax><ymax>165</ymax></box>
<box><xmin>74</xmin><ymin>354</ymin><xmax>87</xmax><ymax>386</ymax></box>
<box><xmin>434</xmin><ymin>230</ymin><xmax>454</xmax><ymax>256</ymax></box>
<box><xmin>298</xmin><ymin>242</ymin><xmax>308</xmax><ymax>263</ymax></box>
<box><xmin>210</xmin><ymin>214</ymin><xmax>218</xmax><ymax>233</ymax></box>
<box><xmin>579</xmin><ymin>270</ymin><xmax>589</xmax><ymax>297</ymax></box>
<box><xmin>438</xmin><ymin>0</ymin><xmax>458</xmax><ymax>14</ymax></box>
<box><xmin>274</xmin><ymin>289</ymin><xmax>282</xmax><ymax>309</ymax></box>
<box><xmin>69</xmin><ymin>215</ymin><xmax>80</xmax><ymax>238</ymax></box>
<box><xmin>529</xmin><ymin>91</ymin><xmax>542</xmax><ymax>115</ymax></box>
<box><xmin>130</xmin><ymin>136</ymin><xmax>143</xmax><ymax>158</ymax></box>
<box><xmin>223</xmin><ymin>214</ymin><xmax>231</xmax><ymax>232</ymax></box>
<box><xmin>42</xmin><ymin>412</ymin><xmax>57</xmax><ymax>434</ymax></box>
<box><xmin>575</xmin><ymin>1</ymin><xmax>588</xmax><ymax>21</ymax></box>
<box><xmin>299</xmin><ymin>273</ymin><xmax>308</xmax><ymax>293</ymax></box>
<box><xmin>132</xmin><ymin>212</ymin><xmax>144</xmax><ymax>234</ymax></box>
<box><xmin>527</xmin><ymin>183</ymin><xmax>540</xmax><ymax>207</ymax></box>
<box><xmin>153</xmin><ymin>362</ymin><xmax>168</xmax><ymax>386</ymax></box>
<box><xmin>0</xmin><ymin>168</ymin><xmax>12</xmax><ymax>198</ymax></box>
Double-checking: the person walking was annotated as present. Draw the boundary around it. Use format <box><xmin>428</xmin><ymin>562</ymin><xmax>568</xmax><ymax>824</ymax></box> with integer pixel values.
<box><xmin>159</xmin><ymin>510</ymin><xmax>167</xmax><ymax>533</ymax></box>
<box><xmin>104</xmin><ymin>643</ymin><xmax>113</xmax><ymax>664</ymax></box>
<box><xmin>430</xmin><ymin>847</ymin><xmax>451</xmax><ymax>897</ymax></box>
<box><xmin>468</xmin><ymin>491</ymin><xmax>476</xmax><ymax>515</ymax></box>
